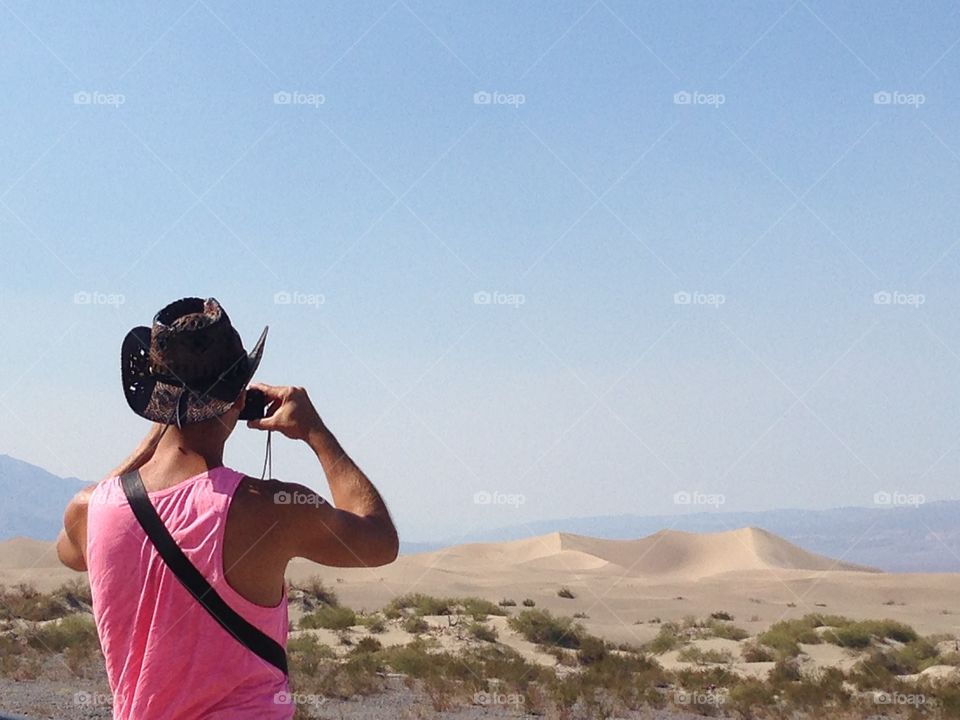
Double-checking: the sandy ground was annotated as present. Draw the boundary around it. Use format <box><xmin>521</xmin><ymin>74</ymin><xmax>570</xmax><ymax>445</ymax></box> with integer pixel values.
<box><xmin>3</xmin><ymin>527</ymin><xmax>960</xmax><ymax>718</ymax></box>
<box><xmin>4</xmin><ymin>528</ymin><xmax>960</xmax><ymax>645</ymax></box>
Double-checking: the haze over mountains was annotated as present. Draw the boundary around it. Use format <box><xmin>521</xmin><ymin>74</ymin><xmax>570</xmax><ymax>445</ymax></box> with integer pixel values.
<box><xmin>2</xmin><ymin>454</ymin><xmax>958</xmax><ymax>572</ymax></box>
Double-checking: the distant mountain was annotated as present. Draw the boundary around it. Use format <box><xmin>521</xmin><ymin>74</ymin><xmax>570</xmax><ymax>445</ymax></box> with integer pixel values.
<box><xmin>413</xmin><ymin>503</ymin><xmax>960</xmax><ymax>572</ymax></box>
<box><xmin>0</xmin><ymin>455</ymin><xmax>86</xmax><ymax>540</ymax></box>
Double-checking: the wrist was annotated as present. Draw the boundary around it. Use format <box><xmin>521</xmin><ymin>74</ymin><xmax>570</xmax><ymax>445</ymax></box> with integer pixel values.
<box><xmin>305</xmin><ymin>422</ymin><xmax>335</xmax><ymax>451</ymax></box>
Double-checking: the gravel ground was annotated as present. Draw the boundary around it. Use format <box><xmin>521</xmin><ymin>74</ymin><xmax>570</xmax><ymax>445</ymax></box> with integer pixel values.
<box><xmin>0</xmin><ymin>678</ymin><xmax>716</xmax><ymax>720</ymax></box>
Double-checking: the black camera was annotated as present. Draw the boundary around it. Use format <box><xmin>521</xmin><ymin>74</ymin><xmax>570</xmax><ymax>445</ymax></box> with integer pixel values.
<box><xmin>239</xmin><ymin>388</ymin><xmax>267</xmax><ymax>421</ymax></box>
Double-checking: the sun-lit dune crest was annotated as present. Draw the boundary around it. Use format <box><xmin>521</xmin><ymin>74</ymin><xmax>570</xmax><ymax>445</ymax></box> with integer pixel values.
<box><xmin>401</xmin><ymin>527</ymin><xmax>880</xmax><ymax>579</ymax></box>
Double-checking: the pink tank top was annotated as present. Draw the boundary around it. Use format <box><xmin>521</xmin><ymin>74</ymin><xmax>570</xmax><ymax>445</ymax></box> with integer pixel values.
<box><xmin>86</xmin><ymin>466</ymin><xmax>292</xmax><ymax>720</ymax></box>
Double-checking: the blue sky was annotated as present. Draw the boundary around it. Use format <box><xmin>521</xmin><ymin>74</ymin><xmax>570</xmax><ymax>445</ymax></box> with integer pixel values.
<box><xmin>1</xmin><ymin>1</ymin><xmax>960</xmax><ymax>541</ymax></box>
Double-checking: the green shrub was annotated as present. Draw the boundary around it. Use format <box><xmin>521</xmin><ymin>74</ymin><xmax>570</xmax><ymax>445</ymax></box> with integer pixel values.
<box><xmin>403</xmin><ymin>615</ymin><xmax>429</xmax><ymax>634</ymax></box>
<box><xmin>352</xmin><ymin>636</ymin><xmax>383</xmax><ymax>654</ymax></box>
<box><xmin>677</xmin><ymin>646</ymin><xmax>734</xmax><ymax>665</ymax></box>
<box><xmin>741</xmin><ymin>642</ymin><xmax>775</xmax><ymax>662</ymax></box>
<box><xmin>576</xmin><ymin>635</ymin><xmax>608</xmax><ymax>665</ymax></box>
<box><xmin>287</xmin><ymin>634</ymin><xmax>335</xmax><ymax>676</ymax></box>
<box><xmin>459</xmin><ymin>597</ymin><xmax>507</xmax><ymax>619</ymax></box>
<box><xmin>359</xmin><ymin>614</ymin><xmax>386</xmax><ymax>633</ymax></box>
<box><xmin>26</xmin><ymin>614</ymin><xmax>99</xmax><ymax>654</ymax></box>
<box><xmin>707</xmin><ymin>620</ymin><xmax>749</xmax><ymax>641</ymax></box>
<box><xmin>300</xmin><ymin>605</ymin><xmax>356</xmax><ymax>630</ymax></box>
<box><xmin>522</xmin><ymin>598</ymin><xmax>536</xmax><ymax>607</ymax></box>
<box><xmin>646</xmin><ymin>623</ymin><xmax>682</xmax><ymax>654</ymax></box>
<box><xmin>385</xmin><ymin>593</ymin><xmax>453</xmax><ymax>617</ymax></box>
<box><xmin>468</xmin><ymin>622</ymin><xmax>498</xmax><ymax>643</ymax></box>
<box><xmin>508</xmin><ymin>609</ymin><xmax>583</xmax><ymax>649</ymax></box>
<box><xmin>498</xmin><ymin>598</ymin><xmax>516</xmax><ymax>607</ymax></box>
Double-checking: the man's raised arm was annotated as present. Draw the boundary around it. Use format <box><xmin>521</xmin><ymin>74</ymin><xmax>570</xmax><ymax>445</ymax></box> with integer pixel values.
<box><xmin>248</xmin><ymin>383</ymin><xmax>398</xmax><ymax>567</ymax></box>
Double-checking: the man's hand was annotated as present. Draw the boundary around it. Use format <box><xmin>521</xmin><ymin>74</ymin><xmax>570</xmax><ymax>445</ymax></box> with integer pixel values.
<box><xmin>247</xmin><ymin>383</ymin><xmax>324</xmax><ymax>441</ymax></box>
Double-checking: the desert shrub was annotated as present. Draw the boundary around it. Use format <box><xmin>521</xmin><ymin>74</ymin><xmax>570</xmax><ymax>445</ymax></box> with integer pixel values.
<box><xmin>358</xmin><ymin>614</ymin><xmax>386</xmax><ymax>634</ymax></box>
<box><xmin>707</xmin><ymin>620</ymin><xmax>749</xmax><ymax>641</ymax></box>
<box><xmin>467</xmin><ymin>622</ymin><xmax>498</xmax><ymax>643</ymax></box>
<box><xmin>508</xmin><ymin>609</ymin><xmax>583</xmax><ymax>649</ymax></box>
<box><xmin>352</xmin><ymin>636</ymin><xmax>382</xmax><ymax>654</ymax></box>
<box><xmin>403</xmin><ymin>615</ymin><xmax>429</xmax><ymax>634</ymax></box>
<box><xmin>756</xmin><ymin>616</ymin><xmax>824</xmax><ymax>656</ymax></box>
<box><xmin>677</xmin><ymin>646</ymin><xmax>734</xmax><ymax>665</ymax></box>
<box><xmin>557</xmin><ymin>587</ymin><xmax>576</xmax><ymax>599</ymax></box>
<box><xmin>710</xmin><ymin>610</ymin><xmax>734</xmax><ymax>621</ymax></box>
<box><xmin>311</xmin><ymin>653</ymin><xmax>382</xmax><ymax>698</ymax></box>
<box><xmin>768</xmin><ymin>657</ymin><xmax>802</xmax><ymax>683</ymax></box>
<box><xmin>646</xmin><ymin>623</ymin><xmax>682</xmax><ymax>654</ymax></box>
<box><xmin>0</xmin><ymin>584</ymin><xmax>70</xmax><ymax>622</ymax></box>
<box><xmin>576</xmin><ymin>635</ymin><xmax>608</xmax><ymax>665</ymax></box>
<box><xmin>727</xmin><ymin>678</ymin><xmax>777</xmax><ymax>716</ymax></box>
<box><xmin>299</xmin><ymin>605</ymin><xmax>356</xmax><ymax>630</ymax></box>
<box><xmin>385</xmin><ymin>593</ymin><xmax>453</xmax><ymax>617</ymax></box>
<box><xmin>287</xmin><ymin>634</ymin><xmax>335</xmax><ymax>676</ymax></box>
<box><xmin>498</xmin><ymin>598</ymin><xmax>516</xmax><ymax>607</ymax></box>
<box><xmin>824</xmin><ymin>618</ymin><xmax>919</xmax><ymax>648</ymax></box>
<box><xmin>26</xmin><ymin>614</ymin><xmax>99</xmax><ymax>655</ymax></box>
<box><xmin>294</xmin><ymin>576</ymin><xmax>339</xmax><ymax>607</ymax></box>
<box><xmin>459</xmin><ymin>597</ymin><xmax>507</xmax><ymax>619</ymax></box>
<box><xmin>741</xmin><ymin>642</ymin><xmax>775</xmax><ymax>662</ymax></box>
<box><xmin>522</xmin><ymin>598</ymin><xmax>536</xmax><ymax>607</ymax></box>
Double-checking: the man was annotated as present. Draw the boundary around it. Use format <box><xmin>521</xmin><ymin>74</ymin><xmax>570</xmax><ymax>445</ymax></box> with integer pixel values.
<box><xmin>56</xmin><ymin>297</ymin><xmax>398</xmax><ymax>719</ymax></box>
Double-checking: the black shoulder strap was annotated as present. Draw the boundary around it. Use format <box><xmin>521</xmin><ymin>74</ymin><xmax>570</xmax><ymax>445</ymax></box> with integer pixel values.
<box><xmin>120</xmin><ymin>470</ymin><xmax>288</xmax><ymax>675</ymax></box>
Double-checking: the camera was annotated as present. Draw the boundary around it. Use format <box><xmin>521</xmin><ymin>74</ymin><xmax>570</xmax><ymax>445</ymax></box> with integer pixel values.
<box><xmin>239</xmin><ymin>388</ymin><xmax>267</xmax><ymax>421</ymax></box>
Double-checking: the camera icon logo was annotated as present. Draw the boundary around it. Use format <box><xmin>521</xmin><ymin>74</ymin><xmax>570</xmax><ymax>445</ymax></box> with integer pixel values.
<box><xmin>473</xmin><ymin>91</ymin><xmax>492</xmax><ymax>105</ymax></box>
<box><xmin>73</xmin><ymin>91</ymin><xmax>92</xmax><ymax>105</ymax></box>
<box><xmin>673</xmin><ymin>291</ymin><xmax>691</xmax><ymax>305</ymax></box>
<box><xmin>273</xmin><ymin>91</ymin><xmax>292</xmax><ymax>105</ymax></box>
<box><xmin>274</xmin><ymin>290</ymin><xmax>292</xmax><ymax>305</ymax></box>
<box><xmin>473</xmin><ymin>491</ymin><xmax>492</xmax><ymax>505</ymax></box>
<box><xmin>673</xmin><ymin>91</ymin><xmax>691</xmax><ymax>105</ymax></box>
<box><xmin>274</xmin><ymin>491</ymin><xmax>292</xmax><ymax>505</ymax></box>
<box><xmin>873</xmin><ymin>290</ymin><xmax>892</xmax><ymax>305</ymax></box>
<box><xmin>873</xmin><ymin>91</ymin><xmax>892</xmax><ymax>105</ymax></box>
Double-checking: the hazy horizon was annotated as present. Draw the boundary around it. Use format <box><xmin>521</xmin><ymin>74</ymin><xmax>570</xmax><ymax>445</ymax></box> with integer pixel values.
<box><xmin>2</xmin><ymin>2</ymin><xmax>960</xmax><ymax>542</ymax></box>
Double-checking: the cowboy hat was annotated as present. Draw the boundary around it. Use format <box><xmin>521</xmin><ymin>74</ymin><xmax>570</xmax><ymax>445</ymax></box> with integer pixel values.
<box><xmin>121</xmin><ymin>297</ymin><xmax>267</xmax><ymax>426</ymax></box>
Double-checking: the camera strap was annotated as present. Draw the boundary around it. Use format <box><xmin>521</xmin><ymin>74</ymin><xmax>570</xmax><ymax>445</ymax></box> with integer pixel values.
<box><xmin>120</xmin><ymin>469</ymin><xmax>288</xmax><ymax>675</ymax></box>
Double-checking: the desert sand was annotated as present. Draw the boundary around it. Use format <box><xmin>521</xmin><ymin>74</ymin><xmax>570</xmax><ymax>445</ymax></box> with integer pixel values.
<box><xmin>4</xmin><ymin>526</ymin><xmax>960</xmax><ymax>648</ymax></box>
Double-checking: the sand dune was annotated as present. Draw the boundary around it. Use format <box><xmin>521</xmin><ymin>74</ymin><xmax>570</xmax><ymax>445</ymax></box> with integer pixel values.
<box><xmin>6</xmin><ymin>527</ymin><xmax>959</xmax><ymax>648</ymax></box>
<box><xmin>389</xmin><ymin>527</ymin><xmax>878</xmax><ymax>581</ymax></box>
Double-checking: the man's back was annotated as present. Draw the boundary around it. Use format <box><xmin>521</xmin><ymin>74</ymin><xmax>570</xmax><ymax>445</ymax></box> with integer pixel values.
<box><xmin>87</xmin><ymin>467</ymin><xmax>291</xmax><ymax>720</ymax></box>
